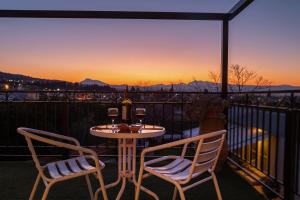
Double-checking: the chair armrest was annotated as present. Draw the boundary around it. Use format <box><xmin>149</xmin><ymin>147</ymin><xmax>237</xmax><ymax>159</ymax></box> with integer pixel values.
<box><xmin>18</xmin><ymin>127</ymin><xmax>81</xmax><ymax>146</ymax></box>
<box><xmin>24</xmin><ymin>130</ymin><xmax>100</xmax><ymax>164</ymax></box>
<box><xmin>50</xmin><ymin>141</ymin><xmax>103</xmax><ymax>170</ymax></box>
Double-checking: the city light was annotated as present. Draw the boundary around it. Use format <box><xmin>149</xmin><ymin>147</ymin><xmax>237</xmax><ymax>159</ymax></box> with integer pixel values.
<box><xmin>257</xmin><ymin>128</ymin><xmax>263</xmax><ymax>133</ymax></box>
<box><xmin>4</xmin><ymin>84</ymin><xmax>9</xmax><ymax>90</ymax></box>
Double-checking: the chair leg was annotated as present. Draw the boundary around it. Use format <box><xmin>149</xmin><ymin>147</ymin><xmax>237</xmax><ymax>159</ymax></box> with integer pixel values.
<box><xmin>29</xmin><ymin>174</ymin><xmax>41</xmax><ymax>200</ymax></box>
<box><xmin>85</xmin><ymin>175</ymin><xmax>94</xmax><ymax>200</ymax></box>
<box><xmin>93</xmin><ymin>188</ymin><xmax>100</xmax><ymax>200</ymax></box>
<box><xmin>134</xmin><ymin>168</ymin><xmax>144</xmax><ymax>200</ymax></box>
<box><xmin>96</xmin><ymin>172</ymin><xmax>108</xmax><ymax>200</ymax></box>
<box><xmin>172</xmin><ymin>186</ymin><xmax>178</xmax><ymax>200</ymax></box>
<box><xmin>212</xmin><ymin>173</ymin><xmax>222</xmax><ymax>200</ymax></box>
<box><xmin>174</xmin><ymin>183</ymin><xmax>185</xmax><ymax>200</ymax></box>
<box><xmin>41</xmin><ymin>183</ymin><xmax>53</xmax><ymax>200</ymax></box>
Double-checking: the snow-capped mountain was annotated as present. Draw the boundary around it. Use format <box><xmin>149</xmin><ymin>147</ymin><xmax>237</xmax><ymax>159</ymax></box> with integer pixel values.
<box><xmin>80</xmin><ymin>78</ymin><xmax>108</xmax><ymax>86</ymax></box>
<box><xmin>80</xmin><ymin>78</ymin><xmax>300</xmax><ymax>92</ymax></box>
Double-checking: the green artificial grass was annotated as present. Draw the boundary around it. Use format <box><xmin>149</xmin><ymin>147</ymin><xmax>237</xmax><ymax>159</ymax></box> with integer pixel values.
<box><xmin>0</xmin><ymin>161</ymin><xmax>265</xmax><ymax>200</ymax></box>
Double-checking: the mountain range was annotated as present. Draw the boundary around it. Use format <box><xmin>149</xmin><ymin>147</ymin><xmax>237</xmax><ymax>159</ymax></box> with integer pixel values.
<box><xmin>1</xmin><ymin>71</ymin><xmax>300</xmax><ymax>92</ymax></box>
<box><xmin>0</xmin><ymin>71</ymin><xmax>64</xmax><ymax>83</ymax></box>
<box><xmin>80</xmin><ymin>78</ymin><xmax>300</xmax><ymax>92</ymax></box>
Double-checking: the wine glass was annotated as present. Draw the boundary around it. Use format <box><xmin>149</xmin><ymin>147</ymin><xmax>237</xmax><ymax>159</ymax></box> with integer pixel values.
<box><xmin>111</xmin><ymin>125</ymin><xmax>120</xmax><ymax>134</ymax></box>
<box><xmin>108</xmin><ymin>108</ymin><xmax>119</xmax><ymax>132</ymax></box>
<box><xmin>136</xmin><ymin>108</ymin><xmax>146</xmax><ymax>133</ymax></box>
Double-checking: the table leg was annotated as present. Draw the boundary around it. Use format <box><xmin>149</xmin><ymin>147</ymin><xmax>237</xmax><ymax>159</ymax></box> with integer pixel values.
<box><xmin>132</xmin><ymin>139</ymin><xmax>137</xmax><ymax>180</ymax></box>
<box><xmin>116</xmin><ymin>178</ymin><xmax>127</xmax><ymax>200</ymax></box>
<box><xmin>128</xmin><ymin>140</ymin><xmax>132</xmax><ymax>179</ymax></box>
<box><xmin>115</xmin><ymin>139</ymin><xmax>128</xmax><ymax>200</ymax></box>
<box><xmin>108</xmin><ymin>138</ymin><xmax>158</xmax><ymax>200</ymax></box>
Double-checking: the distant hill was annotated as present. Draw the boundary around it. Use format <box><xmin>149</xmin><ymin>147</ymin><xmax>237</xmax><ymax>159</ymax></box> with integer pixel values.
<box><xmin>81</xmin><ymin>78</ymin><xmax>300</xmax><ymax>92</ymax></box>
<box><xmin>1</xmin><ymin>71</ymin><xmax>300</xmax><ymax>92</ymax></box>
<box><xmin>0</xmin><ymin>71</ymin><xmax>64</xmax><ymax>83</ymax></box>
<box><xmin>0</xmin><ymin>71</ymin><xmax>40</xmax><ymax>81</ymax></box>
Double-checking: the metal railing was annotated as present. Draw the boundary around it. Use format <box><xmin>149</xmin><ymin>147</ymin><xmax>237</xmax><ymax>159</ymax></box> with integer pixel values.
<box><xmin>0</xmin><ymin>91</ymin><xmax>202</xmax><ymax>158</ymax></box>
<box><xmin>227</xmin><ymin>90</ymin><xmax>300</xmax><ymax>200</ymax></box>
<box><xmin>1</xmin><ymin>89</ymin><xmax>300</xmax><ymax>199</ymax></box>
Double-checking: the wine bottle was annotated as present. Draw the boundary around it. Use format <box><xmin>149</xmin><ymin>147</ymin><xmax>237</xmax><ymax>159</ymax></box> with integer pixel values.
<box><xmin>121</xmin><ymin>86</ymin><xmax>132</xmax><ymax>124</ymax></box>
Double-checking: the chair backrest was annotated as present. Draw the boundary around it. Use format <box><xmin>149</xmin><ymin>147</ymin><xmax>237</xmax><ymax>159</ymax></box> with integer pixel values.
<box><xmin>17</xmin><ymin>127</ymin><xmax>77</xmax><ymax>179</ymax></box>
<box><xmin>190</xmin><ymin>130</ymin><xmax>226</xmax><ymax>177</ymax></box>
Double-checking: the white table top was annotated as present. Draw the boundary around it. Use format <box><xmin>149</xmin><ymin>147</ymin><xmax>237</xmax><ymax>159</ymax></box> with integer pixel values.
<box><xmin>90</xmin><ymin>124</ymin><xmax>165</xmax><ymax>139</ymax></box>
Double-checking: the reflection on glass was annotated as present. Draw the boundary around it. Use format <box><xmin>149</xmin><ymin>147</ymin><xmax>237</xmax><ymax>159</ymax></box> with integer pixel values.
<box><xmin>136</xmin><ymin>108</ymin><xmax>146</xmax><ymax>133</ymax></box>
<box><xmin>108</xmin><ymin>108</ymin><xmax>118</xmax><ymax>132</ymax></box>
<box><xmin>136</xmin><ymin>108</ymin><xmax>146</xmax><ymax>123</ymax></box>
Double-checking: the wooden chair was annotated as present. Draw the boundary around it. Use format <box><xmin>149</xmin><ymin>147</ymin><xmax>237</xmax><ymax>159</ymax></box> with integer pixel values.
<box><xmin>135</xmin><ymin>130</ymin><xmax>226</xmax><ymax>200</ymax></box>
<box><xmin>17</xmin><ymin>127</ymin><xmax>108</xmax><ymax>200</ymax></box>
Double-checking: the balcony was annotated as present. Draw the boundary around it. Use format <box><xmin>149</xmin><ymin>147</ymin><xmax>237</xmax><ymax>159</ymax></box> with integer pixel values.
<box><xmin>1</xmin><ymin>0</ymin><xmax>299</xmax><ymax>198</ymax></box>
<box><xmin>1</xmin><ymin>90</ymin><xmax>299</xmax><ymax>199</ymax></box>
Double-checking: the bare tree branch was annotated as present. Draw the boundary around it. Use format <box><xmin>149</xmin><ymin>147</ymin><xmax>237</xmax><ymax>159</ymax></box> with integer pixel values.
<box><xmin>208</xmin><ymin>71</ymin><xmax>220</xmax><ymax>92</ymax></box>
<box><xmin>229</xmin><ymin>64</ymin><xmax>257</xmax><ymax>92</ymax></box>
<box><xmin>252</xmin><ymin>75</ymin><xmax>272</xmax><ymax>91</ymax></box>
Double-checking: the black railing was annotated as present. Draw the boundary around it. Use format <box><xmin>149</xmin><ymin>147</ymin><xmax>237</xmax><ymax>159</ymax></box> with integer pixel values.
<box><xmin>0</xmin><ymin>91</ymin><xmax>203</xmax><ymax>158</ymax></box>
<box><xmin>227</xmin><ymin>90</ymin><xmax>300</xmax><ymax>200</ymax></box>
<box><xmin>1</xmin><ymin>90</ymin><xmax>300</xmax><ymax>199</ymax></box>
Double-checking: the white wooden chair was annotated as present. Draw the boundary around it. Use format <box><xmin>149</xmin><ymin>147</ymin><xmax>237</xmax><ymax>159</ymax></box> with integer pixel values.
<box><xmin>17</xmin><ymin>127</ymin><xmax>108</xmax><ymax>200</ymax></box>
<box><xmin>135</xmin><ymin>130</ymin><xmax>226</xmax><ymax>200</ymax></box>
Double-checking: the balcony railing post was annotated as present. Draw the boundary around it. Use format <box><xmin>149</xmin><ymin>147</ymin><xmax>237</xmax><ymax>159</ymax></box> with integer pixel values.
<box><xmin>5</xmin><ymin>91</ymin><xmax>8</xmax><ymax>101</ymax></box>
<box><xmin>221</xmin><ymin>19</ymin><xmax>229</xmax><ymax>98</ymax></box>
<box><xmin>64</xmin><ymin>102</ymin><xmax>70</xmax><ymax>136</ymax></box>
<box><xmin>283</xmin><ymin>92</ymin><xmax>297</xmax><ymax>200</ymax></box>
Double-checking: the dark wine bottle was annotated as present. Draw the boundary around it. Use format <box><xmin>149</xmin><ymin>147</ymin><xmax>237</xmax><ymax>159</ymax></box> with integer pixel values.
<box><xmin>121</xmin><ymin>86</ymin><xmax>132</xmax><ymax>124</ymax></box>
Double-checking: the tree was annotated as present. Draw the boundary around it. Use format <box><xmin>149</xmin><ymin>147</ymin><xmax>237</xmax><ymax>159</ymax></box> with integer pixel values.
<box><xmin>229</xmin><ymin>64</ymin><xmax>256</xmax><ymax>92</ymax></box>
<box><xmin>208</xmin><ymin>71</ymin><xmax>220</xmax><ymax>92</ymax></box>
<box><xmin>208</xmin><ymin>64</ymin><xmax>271</xmax><ymax>92</ymax></box>
<box><xmin>253</xmin><ymin>75</ymin><xmax>272</xmax><ymax>91</ymax></box>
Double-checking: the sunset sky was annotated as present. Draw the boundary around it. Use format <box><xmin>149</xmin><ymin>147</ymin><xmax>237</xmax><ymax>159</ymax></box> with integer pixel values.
<box><xmin>0</xmin><ymin>0</ymin><xmax>299</xmax><ymax>85</ymax></box>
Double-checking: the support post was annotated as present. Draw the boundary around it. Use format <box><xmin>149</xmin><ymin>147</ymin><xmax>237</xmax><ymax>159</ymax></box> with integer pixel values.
<box><xmin>221</xmin><ymin>20</ymin><xmax>229</xmax><ymax>98</ymax></box>
<box><xmin>284</xmin><ymin>93</ymin><xmax>297</xmax><ymax>200</ymax></box>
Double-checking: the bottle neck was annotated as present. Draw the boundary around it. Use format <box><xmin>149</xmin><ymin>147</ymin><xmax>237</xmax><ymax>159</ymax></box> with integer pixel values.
<box><xmin>124</xmin><ymin>85</ymin><xmax>129</xmax><ymax>99</ymax></box>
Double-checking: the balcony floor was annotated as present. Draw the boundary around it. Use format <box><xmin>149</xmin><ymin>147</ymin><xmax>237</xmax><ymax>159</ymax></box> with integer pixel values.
<box><xmin>0</xmin><ymin>161</ymin><xmax>265</xmax><ymax>200</ymax></box>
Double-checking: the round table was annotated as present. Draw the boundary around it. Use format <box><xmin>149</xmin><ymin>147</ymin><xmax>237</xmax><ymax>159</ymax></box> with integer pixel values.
<box><xmin>90</xmin><ymin>124</ymin><xmax>165</xmax><ymax>200</ymax></box>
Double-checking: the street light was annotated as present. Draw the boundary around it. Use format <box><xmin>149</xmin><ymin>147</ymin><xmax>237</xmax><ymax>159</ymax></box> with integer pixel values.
<box><xmin>4</xmin><ymin>84</ymin><xmax>9</xmax><ymax>90</ymax></box>
<box><xmin>3</xmin><ymin>84</ymin><xmax>9</xmax><ymax>101</ymax></box>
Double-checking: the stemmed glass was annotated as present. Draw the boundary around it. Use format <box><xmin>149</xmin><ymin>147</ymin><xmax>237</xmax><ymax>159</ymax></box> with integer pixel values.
<box><xmin>108</xmin><ymin>108</ymin><xmax>119</xmax><ymax>133</ymax></box>
<box><xmin>136</xmin><ymin>108</ymin><xmax>146</xmax><ymax>133</ymax></box>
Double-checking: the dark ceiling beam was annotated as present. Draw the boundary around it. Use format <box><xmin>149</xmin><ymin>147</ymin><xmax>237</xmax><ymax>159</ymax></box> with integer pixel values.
<box><xmin>228</xmin><ymin>0</ymin><xmax>254</xmax><ymax>20</ymax></box>
<box><xmin>0</xmin><ymin>10</ymin><xmax>228</xmax><ymax>20</ymax></box>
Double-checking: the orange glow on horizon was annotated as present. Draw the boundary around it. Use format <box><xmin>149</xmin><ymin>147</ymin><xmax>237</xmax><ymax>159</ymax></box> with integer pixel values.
<box><xmin>2</xmin><ymin>63</ymin><xmax>300</xmax><ymax>86</ymax></box>
<box><xmin>1</xmin><ymin>63</ymin><xmax>216</xmax><ymax>85</ymax></box>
